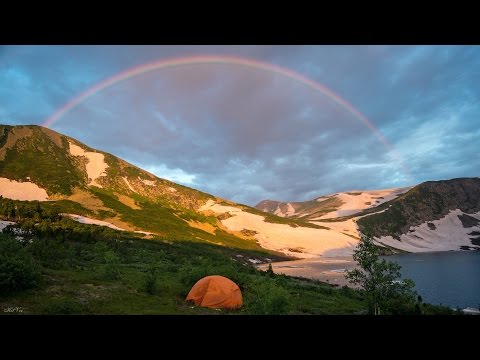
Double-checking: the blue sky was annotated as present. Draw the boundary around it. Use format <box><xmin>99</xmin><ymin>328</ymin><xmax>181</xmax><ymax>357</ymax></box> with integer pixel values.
<box><xmin>1</xmin><ymin>45</ymin><xmax>479</xmax><ymax>205</ymax></box>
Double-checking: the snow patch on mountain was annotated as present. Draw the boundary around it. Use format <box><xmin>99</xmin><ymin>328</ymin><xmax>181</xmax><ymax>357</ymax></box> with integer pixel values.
<box><xmin>69</xmin><ymin>142</ymin><xmax>108</xmax><ymax>188</ymax></box>
<box><xmin>122</xmin><ymin>177</ymin><xmax>136</xmax><ymax>192</ymax></box>
<box><xmin>140</xmin><ymin>178</ymin><xmax>156</xmax><ymax>186</ymax></box>
<box><xmin>64</xmin><ymin>213</ymin><xmax>125</xmax><ymax>231</ymax></box>
<box><xmin>0</xmin><ymin>177</ymin><xmax>48</xmax><ymax>201</ymax></box>
<box><xmin>274</xmin><ymin>202</ymin><xmax>295</xmax><ymax>217</ymax></box>
<box><xmin>200</xmin><ymin>200</ymin><xmax>358</xmax><ymax>258</ymax></box>
<box><xmin>63</xmin><ymin>213</ymin><xmax>155</xmax><ymax>236</ymax></box>
<box><xmin>313</xmin><ymin>187</ymin><xmax>412</xmax><ymax>219</ymax></box>
<box><xmin>374</xmin><ymin>209</ymin><xmax>480</xmax><ymax>252</ymax></box>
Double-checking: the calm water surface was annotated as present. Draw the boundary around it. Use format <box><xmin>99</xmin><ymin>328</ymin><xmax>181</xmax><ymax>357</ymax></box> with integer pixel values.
<box><xmin>384</xmin><ymin>251</ymin><xmax>480</xmax><ymax>309</ymax></box>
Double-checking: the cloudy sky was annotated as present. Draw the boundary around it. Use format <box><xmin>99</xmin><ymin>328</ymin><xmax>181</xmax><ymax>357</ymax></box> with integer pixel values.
<box><xmin>1</xmin><ymin>45</ymin><xmax>479</xmax><ymax>205</ymax></box>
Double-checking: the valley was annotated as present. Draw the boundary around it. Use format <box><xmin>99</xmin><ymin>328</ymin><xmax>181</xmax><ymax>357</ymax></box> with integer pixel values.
<box><xmin>0</xmin><ymin>124</ymin><xmax>475</xmax><ymax>314</ymax></box>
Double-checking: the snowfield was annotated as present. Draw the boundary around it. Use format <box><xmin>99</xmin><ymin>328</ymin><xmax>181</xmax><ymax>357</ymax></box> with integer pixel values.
<box><xmin>62</xmin><ymin>214</ymin><xmax>155</xmax><ymax>236</ymax></box>
<box><xmin>374</xmin><ymin>209</ymin><xmax>480</xmax><ymax>252</ymax></box>
<box><xmin>264</xmin><ymin>186</ymin><xmax>412</xmax><ymax>219</ymax></box>
<box><xmin>200</xmin><ymin>200</ymin><xmax>358</xmax><ymax>258</ymax></box>
<box><xmin>274</xmin><ymin>202</ymin><xmax>295</xmax><ymax>217</ymax></box>
<box><xmin>0</xmin><ymin>177</ymin><xmax>49</xmax><ymax>201</ymax></box>
<box><xmin>312</xmin><ymin>187</ymin><xmax>412</xmax><ymax>219</ymax></box>
<box><xmin>140</xmin><ymin>178</ymin><xmax>156</xmax><ymax>186</ymax></box>
<box><xmin>63</xmin><ymin>213</ymin><xmax>126</xmax><ymax>231</ymax></box>
<box><xmin>69</xmin><ymin>142</ymin><xmax>108</xmax><ymax>188</ymax></box>
<box><xmin>122</xmin><ymin>177</ymin><xmax>136</xmax><ymax>192</ymax></box>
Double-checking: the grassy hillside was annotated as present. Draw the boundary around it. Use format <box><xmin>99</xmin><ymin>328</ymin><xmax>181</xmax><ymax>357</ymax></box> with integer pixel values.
<box><xmin>2</xmin><ymin>218</ymin><xmax>456</xmax><ymax>314</ymax></box>
<box><xmin>0</xmin><ymin>231</ymin><xmax>371</xmax><ymax>315</ymax></box>
<box><xmin>0</xmin><ymin>196</ymin><xmax>456</xmax><ymax>315</ymax></box>
<box><xmin>0</xmin><ymin>125</ymin><xmax>85</xmax><ymax>194</ymax></box>
<box><xmin>0</xmin><ymin>198</ymin><xmax>365</xmax><ymax>314</ymax></box>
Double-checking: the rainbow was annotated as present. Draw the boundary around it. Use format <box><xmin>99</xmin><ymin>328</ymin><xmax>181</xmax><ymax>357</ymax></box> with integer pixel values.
<box><xmin>42</xmin><ymin>54</ymin><xmax>409</xmax><ymax>175</ymax></box>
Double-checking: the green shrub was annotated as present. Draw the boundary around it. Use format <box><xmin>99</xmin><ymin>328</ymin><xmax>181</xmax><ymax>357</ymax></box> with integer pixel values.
<box><xmin>0</xmin><ymin>234</ymin><xmax>40</xmax><ymax>295</ymax></box>
<box><xmin>0</xmin><ymin>232</ymin><xmax>23</xmax><ymax>255</ymax></box>
<box><xmin>0</xmin><ymin>256</ymin><xmax>40</xmax><ymax>295</ymax></box>
<box><xmin>65</xmin><ymin>245</ymin><xmax>84</xmax><ymax>269</ymax></box>
<box><xmin>42</xmin><ymin>298</ymin><xmax>84</xmax><ymax>314</ymax></box>
<box><xmin>246</xmin><ymin>280</ymin><xmax>291</xmax><ymax>315</ymax></box>
<box><xmin>142</xmin><ymin>265</ymin><xmax>158</xmax><ymax>295</ymax></box>
<box><xmin>94</xmin><ymin>242</ymin><xmax>109</xmax><ymax>263</ymax></box>
<box><xmin>179</xmin><ymin>264</ymin><xmax>213</xmax><ymax>287</ymax></box>
<box><xmin>29</xmin><ymin>238</ymin><xmax>68</xmax><ymax>269</ymax></box>
<box><xmin>103</xmin><ymin>250</ymin><xmax>121</xmax><ymax>280</ymax></box>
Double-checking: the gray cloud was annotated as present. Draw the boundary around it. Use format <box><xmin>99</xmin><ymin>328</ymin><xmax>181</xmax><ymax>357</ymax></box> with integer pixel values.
<box><xmin>1</xmin><ymin>45</ymin><xmax>479</xmax><ymax>205</ymax></box>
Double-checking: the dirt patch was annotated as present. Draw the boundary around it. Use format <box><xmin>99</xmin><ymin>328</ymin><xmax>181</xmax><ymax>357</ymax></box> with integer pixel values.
<box><xmin>197</xmin><ymin>208</ymin><xmax>217</xmax><ymax>217</ymax></box>
<box><xmin>342</xmin><ymin>232</ymin><xmax>360</xmax><ymax>240</ymax></box>
<box><xmin>240</xmin><ymin>229</ymin><xmax>258</xmax><ymax>237</ymax></box>
<box><xmin>40</xmin><ymin>127</ymin><xmax>64</xmax><ymax>148</ymax></box>
<box><xmin>114</xmin><ymin>193</ymin><xmax>141</xmax><ymax>210</ymax></box>
<box><xmin>106</xmin><ymin>216</ymin><xmax>137</xmax><ymax>232</ymax></box>
<box><xmin>208</xmin><ymin>217</ymin><xmax>259</xmax><ymax>241</ymax></box>
<box><xmin>66</xmin><ymin>188</ymin><xmax>110</xmax><ymax>212</ymax></box>
<box><xmin>0</xmin><ymin>126</ymin><xmax>34</xmax><ymax>160</ymax></box>
<box><xmin>218</xmin><ymin>212</ymin><xmax>233</xmax><ymax>220</ymax></box>
<box><xmin>186</xmin><ymin>220</ymin><xmax>216</xmax><ymax>235</ymax></box>
<box><xmin>288</xmin><ymin>247</ymin><xmax>305</xmax><ymax>253</ymax></box>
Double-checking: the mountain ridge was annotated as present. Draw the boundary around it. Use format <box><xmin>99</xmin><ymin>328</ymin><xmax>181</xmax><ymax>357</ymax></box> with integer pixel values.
<box><xmin>0</xmin><ymin>124</ymin><xmax>358</xmax><ymax>258</ymax></box>
<box><xmin>2</xmin><ymin>124</ymin><xmax>479</xmax><ymax>256</ymax></box>
<box><xmin>256</xmin><ymin>177</ymin><xmax>480</xmax><ymax>253</ymax></box>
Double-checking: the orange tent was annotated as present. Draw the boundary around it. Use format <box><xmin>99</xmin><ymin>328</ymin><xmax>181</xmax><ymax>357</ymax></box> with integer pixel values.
<box><xmin>186</xmin><ymin>275</ymin><xmax>243</xmax><ymax>309</ymax></box>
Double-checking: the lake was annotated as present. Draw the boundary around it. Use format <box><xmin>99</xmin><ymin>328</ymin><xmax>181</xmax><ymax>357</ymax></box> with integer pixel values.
<box><xmin>384</xmin><ymin>251</ymin><xmax>480</xmax><ymax>309</ymax></box>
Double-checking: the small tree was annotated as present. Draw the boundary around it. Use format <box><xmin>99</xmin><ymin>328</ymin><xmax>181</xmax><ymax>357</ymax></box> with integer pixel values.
<box><xmin>142</xmin><ymin>263</ymin><xmax>158</xmax><ymax>295</ymax></box>
<box><xmin>346</xmin><ymin>235</ymin><xmax>416</xmax><ymax>315</ymax></box>
<box><xmin>103</xmin><ymin>250</ymin><xmax>121</xmax><ymax>280</ymax></box>
<box><xmin>266</xmin><ymin>263</ymin><xmax>274</xmax><ymax>277</ymax></box>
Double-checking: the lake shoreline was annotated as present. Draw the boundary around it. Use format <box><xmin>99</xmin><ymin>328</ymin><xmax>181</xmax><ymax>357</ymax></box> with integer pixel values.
<box><xmin>258</xmin><ymin>250</ymin><xmax>480</xmax><ymax>309</ymax></box>
<box><xmin>256</xmin><ymin>256</ymin><xmax>357</xmax><ymax>288</ymax></box>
